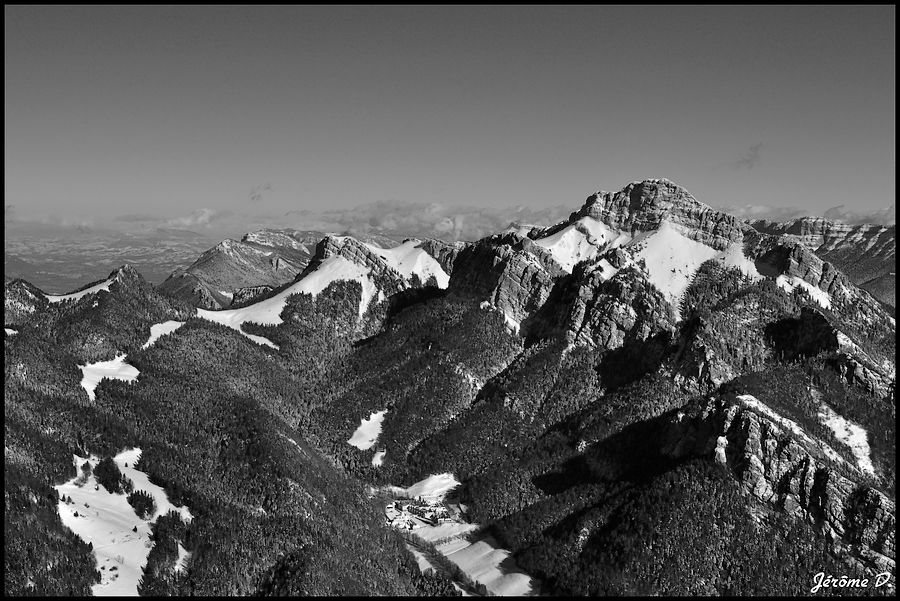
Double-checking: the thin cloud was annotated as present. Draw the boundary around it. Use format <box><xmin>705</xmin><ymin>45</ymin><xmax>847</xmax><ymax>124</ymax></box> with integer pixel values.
<box><xmin>115</xmin><ymin>213</ymin><xmax>164</xmax><ymax>223</ymax></box>
<box><xmin>249</xmin><ymin>183</ymin><xmax>272</xmax><ymax>204</ymax></box>
<box><xmin>732</xmin><ymin>143</ymin><xmax>763</xmax><ymax>170</ymax></box>
<box><xmin>166</xmin><ymin>208</ymin><xmax>233</xmax><ymax>228</ymax></box>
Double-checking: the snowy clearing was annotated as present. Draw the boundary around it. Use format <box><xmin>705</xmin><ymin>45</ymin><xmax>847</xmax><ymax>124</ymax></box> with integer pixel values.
<box><xmin>5</xmin><ymin>328</ymin><xmax>17</xmax><ymax>336</ymax></box>
<box><xmin>817</xmin><ymin>403</ymin><xmax>875</xmax><ymax>477</ymax></box>
<box><xmin>437</xmin><ymin>536</ymin><xmax>534</xmax><ymax>596</ymax></box>
<box><xmin>54</xmin><ymin>449</ymin><xmax>192</xmax><ymax>596</ymax></box>
<box><xmin>347</xmin><ymin>410</ymin><xmax>388</xmax><ymax>450</ymax></box>
<box><xmin>141</xmin><ymin>321</ymin><xmax>185</xmax><ymax>350</ymax></box>
<box><xmin>363</xmin><ymin>240</ymin><xmax>450</xmax><ymax>288</ymax></box>
<box><xmin>79</xmin><ymin>355</ymin><xmax>140</xmax><ymax>401</ymax></box>
<box><xmin>372</xmin><ymin>450</ymin><xmax>386</xmax><ymax>467</ymax></box>
<box><xmin>46</xmin><ymin>278</ymin><xmax>115</xmax><ymax>303</ymax></box>
<box><xmin>196</xmin><ymin>255</ymin><xmax>377</xmax><ymax>347</ymax></box>
<box><xmin>775</xmin><ymin>275</ymin><xmax>832</xmax><ymax>309</ymax></box>
<box><xmin>404</xmin><ymin>473</ymin><xmax>461</xmax><ymax>504</ymax></box>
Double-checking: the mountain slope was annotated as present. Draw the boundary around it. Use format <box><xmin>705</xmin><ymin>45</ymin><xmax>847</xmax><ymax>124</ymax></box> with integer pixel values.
<box><xmin>5</xmin><ymin>178</ymin><xmax>895</xmax><ymax>596</ymax></box>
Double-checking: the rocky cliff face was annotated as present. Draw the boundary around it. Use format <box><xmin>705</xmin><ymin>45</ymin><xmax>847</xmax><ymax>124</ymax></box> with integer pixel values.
<box><xmin>751</xmin><ymin>218</ymin><xmax>896</xmax><ymax>308</ymax></box>
<box><xmin>240</xmin><ymin>229</ymin><xmax>322</xmax><ymax>254</ymax></box>
<box><xmin>569</xmin><ymin>178</ymin><xmax>748</xmax><ymax>249</ymax></box>
<box><xmin>662</xmin><ymin>394</ymin><xmax>895</xmax><ymax>582</ymax></box>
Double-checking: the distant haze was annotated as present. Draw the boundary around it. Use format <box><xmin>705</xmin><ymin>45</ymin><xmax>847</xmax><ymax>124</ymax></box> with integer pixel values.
<box><xmin>5</xmin><ymin>5</ymin><xmax>895</xmax><ymax>234</ymax></box>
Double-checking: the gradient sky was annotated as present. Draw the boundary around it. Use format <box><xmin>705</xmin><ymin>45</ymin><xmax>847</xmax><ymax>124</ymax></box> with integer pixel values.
<box><xmin>5</xmin><ymin>5</ymin><xmax>895</xmax><ymax>228</ymax></box>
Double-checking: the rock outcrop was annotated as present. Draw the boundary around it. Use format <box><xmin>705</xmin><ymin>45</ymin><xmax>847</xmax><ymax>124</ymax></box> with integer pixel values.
<box><xmin>752</xmin><ymin>218</ymin><xmax>895</xmax><ymax>308</ymax></box>
<box><xmin>662</xmin><ymin>394</ymin><xmax>895</xmax><ymax>582</ymax></box>
<box><xmin>568</xmin><ymin>178</ymin><xmax>748</xmax><ymax>250</ymax></box>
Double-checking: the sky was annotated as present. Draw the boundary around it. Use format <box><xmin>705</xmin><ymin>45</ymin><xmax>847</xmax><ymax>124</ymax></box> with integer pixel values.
<box><xmin>4</xmin><ymin>5</ymin><xmax>896</xmax><ymax>236</ymax></box>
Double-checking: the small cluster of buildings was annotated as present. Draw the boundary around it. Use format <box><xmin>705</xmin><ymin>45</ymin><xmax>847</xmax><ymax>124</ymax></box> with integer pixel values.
<box><xmin>385</xmin><ymin>498</ymin><xmax>455</xmax><ymax>529</ymax></box>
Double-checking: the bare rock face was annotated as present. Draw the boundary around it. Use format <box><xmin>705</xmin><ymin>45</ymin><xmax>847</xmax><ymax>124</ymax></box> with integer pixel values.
<box><xmin>572</xmin><ymin>178</ymin><xmax>748</xmax><ymax>250</ymax></box>
<box><xmin>830</xmin><ymin>354</ymin><xmax>895</xmax><ymax>400</ymax></box>
<box><xmin>561</xmin><ymin>262</ymin><xmax>676</xmax><ymax>349</ymax></box>
<box><xmin>240</xmin><ymin>229</ymin><xmax>322</xmax><ymax>254</ymax></box>
<box><xmin>662</xmin><ymin>396</ymin><xmax>895</xmax><ymax>580</ymax></box>
<box><xmin>419</xmin><ymin>239</ymin><xmax>468</xmax><ymax>277</ymax></box>
<box><xmin>231</xmin><ymin>285</ymin><xmax>276</xmax><ymax>308</ymax></box>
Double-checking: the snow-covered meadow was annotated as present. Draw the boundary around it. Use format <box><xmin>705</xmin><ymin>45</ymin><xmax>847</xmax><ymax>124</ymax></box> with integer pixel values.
<box><xmin>54</xmin><ymin>448</ymin><xmax>192</xmax><ymax>596</ymax></box>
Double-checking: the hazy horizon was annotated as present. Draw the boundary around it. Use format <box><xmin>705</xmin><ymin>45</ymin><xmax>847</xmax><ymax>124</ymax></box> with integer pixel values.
<box><xmin>5</xmin><ymin>5</ymin><xmax>896</xmax><ymax>237</ymax></box>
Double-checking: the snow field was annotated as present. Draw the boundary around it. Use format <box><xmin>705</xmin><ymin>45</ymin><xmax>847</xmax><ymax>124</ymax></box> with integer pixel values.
<box><xmin>775</xmin><ymin>274</ymin><xmax>832</xmax><ymax>309</ymax></box>
<box><xmin>141</xmin><ymin>321</ymin><xmax>185</xmax><ymax>349</ymax></box>
<box><xmin>628</xmin><ymin>220</ymin><xmax>760</xmax><ymax>320</ymax></box>
<box><xmin>46</xmin><ymin>278</ymin><xmax>115</xmax><ymax>303</ymax></box>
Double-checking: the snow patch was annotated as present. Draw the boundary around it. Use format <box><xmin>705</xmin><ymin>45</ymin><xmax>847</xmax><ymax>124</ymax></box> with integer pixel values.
<box><xmin>817</xmin><ymin>403</ymin><xmax>875</xmax><ymax>477</ymax></box>
<box><xmin>775</xmin><ymin>275</ymin><xmax>832</xmax><ymax>309</ymax></box>
<box><xmin>363</xmin><ymin>240</ymin><xmax>450</xmax><ymax>289</ymax></box>
<box><xmin>5</xmin><ymin>328</ymin><xmax>17</xmax><ymax>336</ymax></box>
<box><xmin>141</xmin><ymin>321</ymin><xmax>185</xmax><ymax>350</ymax></box>
<box><xmin>347</xmin><ymin>410</ymin><xmax>388</xmax><ymax>450</ymax></box>
<box><xmin>54</xmin><ymin>449</ymin><xmax>192</xmax><ymax>596</ymax></box>
<box><xmin>372</xmin><ymin>450</ymin><xmax>386</xmax><ymax>467</ymax></box>
<box><xmin>46</xmin><ymin>278</ymin><xmax>115</xmax><ymax>303</ymax></box>
<box><xmin>79</xmin><ymin>355</ymin><xmax>140</xmax><ymax>402</ymax></box>
<box><xmin>533</xmin><ymin>217</ymin><xmax>628</xmax><ymax>273</ymax></box>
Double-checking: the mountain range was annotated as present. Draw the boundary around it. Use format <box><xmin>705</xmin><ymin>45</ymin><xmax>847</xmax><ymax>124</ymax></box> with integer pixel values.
<box><xmin>4</xmin><ymin>179</ymin><xmax>895</xmax><ymax>596</ymax></box>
